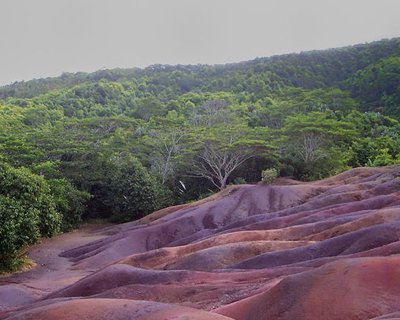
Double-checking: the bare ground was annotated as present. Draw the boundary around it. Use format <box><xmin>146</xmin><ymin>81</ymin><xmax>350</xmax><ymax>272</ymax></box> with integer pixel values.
<box><xmin>0</xmin><ymin>223</ymin><xmax>110</xmax><ymax>313</ymax></box>
<box><xmin>3</xmin><ymin>166</ymin><xmax>400</xmax><ymax>319</ymax></box>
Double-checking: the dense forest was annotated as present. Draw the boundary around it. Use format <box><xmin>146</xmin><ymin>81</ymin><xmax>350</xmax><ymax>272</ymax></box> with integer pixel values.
<box><xmin>1</xmin><ymin>37</ymin><xmax>400</xmax><ymax>270</ymax></box>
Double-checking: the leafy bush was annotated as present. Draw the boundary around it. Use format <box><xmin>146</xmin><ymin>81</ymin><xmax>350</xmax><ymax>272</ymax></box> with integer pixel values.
<box><xmin>233</xmin><ymin>177</ymin><xmax>247</xmax><ymax>185</ymax></box>
<box><xmin>279</xmin><ymin>163</ymin><xmax>295</xmax><ymax>177</ymax></box>
<box><xmin>366</xmin><ymin>148</ymin><xmax>400</xmax><ymax>167</ymax></box>
<box><xmin>30</xmin><ymin>161</ymin><xmax>91</xmax><ymax>231</ymax></box>
<box><xmin>0</xmin><ymin>162</ymin><xmax>61</xmax><ymax>270</ymax></box>
<box><xmin>48</xmin><ymin>178</ymin><xmax>91</xmax><ymax>231</ymax></box>
<box><xmin>261</xmin><ymin>168</ymin><xmax>278</xmax><ymax>184</ymax></box>
<box><xmin>108</xmin><ymin>155</ymin><xmax>167</xmax><ymax>222</ymax></box>
<box><xmin>0</xmin><ymin>196</ymin><xmax>40</xmax><ymax>269</ymax></box>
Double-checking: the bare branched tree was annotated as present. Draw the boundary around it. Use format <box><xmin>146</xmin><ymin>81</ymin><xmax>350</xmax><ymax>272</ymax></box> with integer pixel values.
<box><xmin>191</xmin><ymin>142</ymin><xmax>254</xmax><ymax>190</ymax></box>
<box><xmin>149</xmin><ymin>128</ymin><xmax>185</xmax><ymax>184</ymax></box>
<box><xmin>190</xmin><ymin>100</ymin><xmax>234</xmax><ymax>127</ymax></box>
<box><xmin>293</xmin><ymin>132</ymin><xmax>327</xmax><ymax>163</ymax></box>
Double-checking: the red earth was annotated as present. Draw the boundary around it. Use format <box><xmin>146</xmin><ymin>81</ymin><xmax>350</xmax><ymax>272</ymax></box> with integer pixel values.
<box><xmin>1</xmin><ymin>166</ymin><xmax>400</xmax><ymax>319</ymax></box>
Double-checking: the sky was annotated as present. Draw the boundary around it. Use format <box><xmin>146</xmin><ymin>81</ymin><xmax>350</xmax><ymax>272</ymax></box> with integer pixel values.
<box><xmin>1</xmin><ymin>0</ymin><xmax>400</xmax><ymax>86</ymax></box>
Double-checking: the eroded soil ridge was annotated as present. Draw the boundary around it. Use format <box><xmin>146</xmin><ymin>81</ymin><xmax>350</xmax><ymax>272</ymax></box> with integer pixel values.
<box><xmin>2</xmin><ymin>166</ymin><xmax>400</xmax><ymax>319</ymax></box>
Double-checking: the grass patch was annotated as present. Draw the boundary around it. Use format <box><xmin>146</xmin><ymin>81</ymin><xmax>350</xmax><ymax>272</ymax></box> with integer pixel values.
<box><xmin>0</xmin><ymin>255</ymin><xmax>36</xmax><ymax>276</ymax></box>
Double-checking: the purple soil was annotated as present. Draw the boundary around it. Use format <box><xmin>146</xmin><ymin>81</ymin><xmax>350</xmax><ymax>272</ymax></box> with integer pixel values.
<box><xmin>4</xmin><ymin>299</ymin><xmax>235</xmax><ymax>320</ymax></box>
<box><xmin>372</xmin><ymin>313</ymin><xmax>400</xmax><ymax>320</ymax></box>
<box><xmin>217</xmin><ymin>256</ymin><xmax>400</xmax><ymax>320</ymax></box>
<box><xmin>2</xmin><ymin>166</ymin><xmax>400</xmax><ymax>320</ymax></box>
<box><xmin>0</xmin><ymin>224</ymin><xmax>109</xmax><ymax>313</ymax></box>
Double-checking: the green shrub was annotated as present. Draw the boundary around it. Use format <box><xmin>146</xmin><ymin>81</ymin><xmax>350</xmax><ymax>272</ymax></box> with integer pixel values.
<box><xmin>233</xmin><ymin>177</ymin><xmax>247</xmax><ymax>185</ymax></box>
<box><xmin>0</xmin><ymin>196</ymin><xmax>40</xmax><ymax>269</ymax></box>
<box><xmin>109</xmin><ymin>155</ymin><xmax>166</xmax><ymax>222</ymax></box>
<box><xmin>30</xmin><ymin>161</ymin><xmax>90</xmax><ymax>230</ymax></box>
<box><xmin>0</xmin><ymin>162</ymin><xmax>61</xmax><ymax>271</ymax></box>
<box><xmin>279</xmin><ymin>163</ymin><xmax>295</xmax><ymax>177</ymax></box>
<box><xmin>367</xmin><ymin>148</ymin><xmax>400</xmax><ymax>167</ymax></box>
<box><xmin>48</xmin><ymin>178</ymin><xmax>91</xmax><ymax>231</ymax></box>
<box><xmin>261</xmin><ymin>168</ymin><xmax>278</xmax><ymax>184</ymax></box>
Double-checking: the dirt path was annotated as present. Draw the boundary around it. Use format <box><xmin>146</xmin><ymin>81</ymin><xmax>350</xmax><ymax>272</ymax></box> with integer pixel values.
<box><xmin>0</xmin><ymin>223</ymin><xmax>110</xmax><ymax>313</ymax></box>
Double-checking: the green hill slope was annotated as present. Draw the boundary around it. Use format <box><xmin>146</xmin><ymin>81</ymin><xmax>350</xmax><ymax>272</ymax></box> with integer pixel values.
<box><xmin>0</xmin><ymin>37</ymin><xmax>399</xmax><ymax>248</ymax></box>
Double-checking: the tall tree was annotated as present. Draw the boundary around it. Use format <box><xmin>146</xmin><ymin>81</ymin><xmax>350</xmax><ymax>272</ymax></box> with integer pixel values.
<box><xmin>282</xmin><ymin>112</ymin><xmax>355</xmax><ymax>179</ymax></box>
<box><xmin>189</xmin><ymin>126</ymin><xmax>272</xmax><ymax>190</ymax></box>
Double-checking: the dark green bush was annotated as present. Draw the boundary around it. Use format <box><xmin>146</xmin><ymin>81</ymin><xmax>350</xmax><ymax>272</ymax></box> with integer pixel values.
<box><xmin>30</xmin><ymin>161</ymin><xmax>91</xmax><ymax>231</ymax></box>
<box><xmin>0</xmin><ymin>162</ymin><xmax>61</xmax><ymax>271</ymax></box>
<box><xmin>0</xmin><ymin>196</ymin><xmax>40</xmax><ymax>269</ymax></box>
<box><xmin>48</xmin><ymin>178</ymin><xmax>91</xmax><ymax>231</ymax></box>
<box><xmin>109</xmin><ymin>155</ymin><xmax>166</xmax><ymax>222</ymax></box>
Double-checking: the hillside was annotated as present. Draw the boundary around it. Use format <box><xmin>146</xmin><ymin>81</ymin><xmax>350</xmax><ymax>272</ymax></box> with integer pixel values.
<box><xmin>0</xmin><ymin>37</ymin><xmax>400</xmax><ymax>273</ymax></box>
<box><xmin>1</xmin><ymin>38</ymin><xmax>400</xmax><ymax>101</ymax></box>
<box><xmin>2</xmin><ymin>166</ymin><xmax>400</xmax><ymax>319</ymax></box>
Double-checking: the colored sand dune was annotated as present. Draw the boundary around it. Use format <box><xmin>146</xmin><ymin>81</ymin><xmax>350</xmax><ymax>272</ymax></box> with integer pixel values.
<box><xmin>2</xmin><ymin>166</ymin><xmax>400</xmax><ymax>319</ymax></box>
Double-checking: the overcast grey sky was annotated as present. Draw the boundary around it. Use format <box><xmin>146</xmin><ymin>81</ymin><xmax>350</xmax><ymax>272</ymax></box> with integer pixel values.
<box><xmin>1</xmin><ymin>0</ymin><xmax>400</xmax><ymax>85</ymax></box>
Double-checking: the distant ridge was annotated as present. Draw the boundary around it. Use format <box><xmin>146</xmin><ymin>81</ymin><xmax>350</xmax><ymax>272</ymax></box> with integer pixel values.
<box><xmin>1</xmin><ymin>37</ymin><xmax>399</xmax><ymax>99</ymax></box>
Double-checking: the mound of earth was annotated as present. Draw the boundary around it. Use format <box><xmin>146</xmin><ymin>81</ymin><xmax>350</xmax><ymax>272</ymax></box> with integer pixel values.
<box><xmin>4</xmin><ymin>299</ymin><xmax>235</xmax><ymax>320</ymax></box>
<box><xmin>217</xmin><ymin>256</ymin><xmax>400</xmax><ymax>320</ymax></box>
<box><xmin>2</xmin><ymin>166</ymin><xmax>400</xmax><ymax>319</ymax></box>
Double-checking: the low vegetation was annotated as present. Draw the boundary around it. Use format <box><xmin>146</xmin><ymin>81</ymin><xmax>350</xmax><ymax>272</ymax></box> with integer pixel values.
<box><xmin>261</xmin><ymin>168</ymin><xmax>279</xmax><ymax>184</ymax></box>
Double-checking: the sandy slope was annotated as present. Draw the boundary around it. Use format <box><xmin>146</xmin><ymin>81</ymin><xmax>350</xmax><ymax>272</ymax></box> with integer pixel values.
<box><xmin>0</xmin><ymin>224</ymin><xmax>109</xmax><ymax>314</ymax></box>
<box><xmin>2</xmin><ymin>166</ymin><xmax>400</xmax><ymax>319</ymax></box>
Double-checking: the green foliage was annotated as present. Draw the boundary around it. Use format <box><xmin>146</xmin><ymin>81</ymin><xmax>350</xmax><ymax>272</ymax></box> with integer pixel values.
<box><xmin>23</xmin><ymin>105</ymin><xmax>63</xmax><ymax>127</ymax></box>
<box><xmin>26</xmin><ymin>81</ymin><xmax>138</xmax><ymax>118</ymax></box>
<box><xmin>1</xmin><ymin>38</ymin><xmax>399</xmax><ymax>100</ymax></box>
<box><xmin>0</xmin><ymin>196</ymin><xmax>38</xmax><ymax>270</ymax></box>
<box><xmin>0</xmin><ymin>163</ymin><xmax>61</xmax><ymax>237</ymax></box>
<box><xmin>232</xmin><ymin>177</ymin><xmax>247</xmax><ymax>185</ymax></box>
<box><xmin>186</xmin><ymin>124</ymin><xmax>274</xmax><ymax>190</ymax></box>
<box><xmin>280</xmin><ymin>111</ymin><xmax>355</xmax><ymax>179</ymax></box>
<box><xmin>261</xmin><ymin>168</ymin><xmax>278</xmax><ymax>184</ymax></box>
<box><xmin>108</xmin><ymin>155</ymin><xmax>168</xmax><ymax>222</ymax></box>
<box><xmin>30</xmin><ymin>161</ymin><xmax>91</xmax><ymax>231</ymax></box>
<box><xmin>130</xmin><ymin>97</ymin><xmax>166</xmax><ymax>120</ymax></box>
<box><xmin>346</xmin><ymin>112</ymin><xmax>400</xmax><ymax>168</ymax></box>
<box><xmin>0</xmin><ymin>162</ymin><xmax>61</xmax><ymax>271</ymax></box>
<box><xmin>0</xmin><ymin>39</ymin><xmax>397</xmax><ymax>189</ymax></box>
<box><xmin>0</xmin><ymin>38</ymin><xmax>400</xmax><ymax>269</ymax></box>
<box><xmin>47</xmin><ymin>179</ymin><xmax>91</xmax><ymax>231</ymax></box>
<box><xmin>348</xmin><ymin>56</ymin><xmax>400</xmax><ymax>117</ymax></box>
<box><xmin>366</xmin><ymin>148</ymin><xmax>400</xmax><ymax>167</ymax></box>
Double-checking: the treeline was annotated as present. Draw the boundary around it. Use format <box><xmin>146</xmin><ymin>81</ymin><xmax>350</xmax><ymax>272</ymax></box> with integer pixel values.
<box><xmin>1</xmin><ymin>38</ymin><xmax>399</xmax><ymax>100</ymax></box>
<box><xmin>0</xmin><ymin>37</ymin><xmax>400</xmax><ymax>271</ymax></box>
